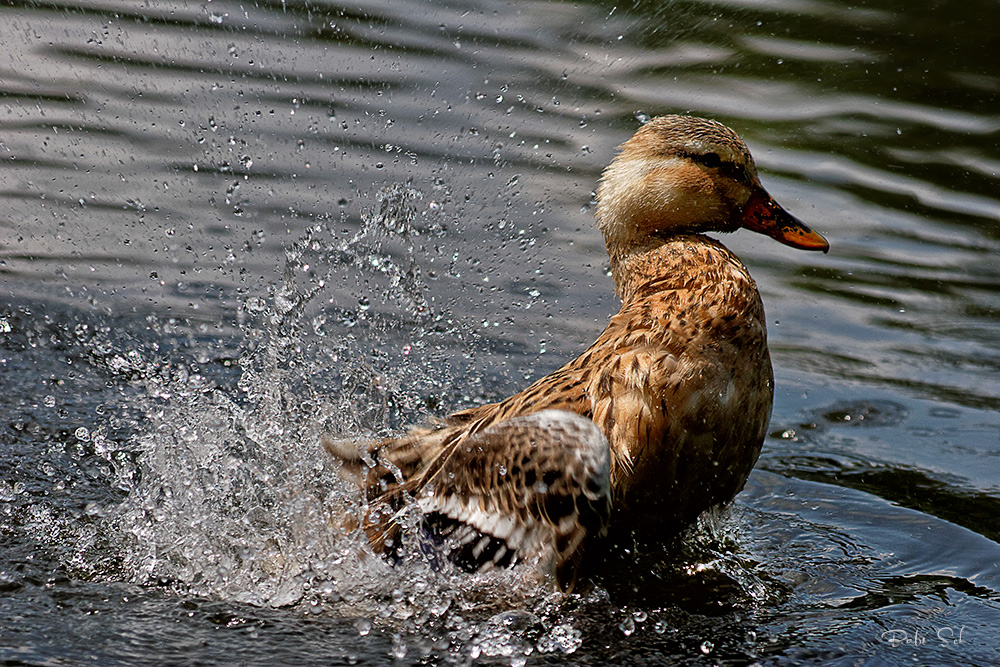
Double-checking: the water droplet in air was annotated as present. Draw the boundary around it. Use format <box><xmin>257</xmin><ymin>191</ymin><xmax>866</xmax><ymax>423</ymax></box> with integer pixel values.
<box><xmin>392</xmin><ymin>636</ymin><xmax>407</xmax><ymax>660</ymax></box>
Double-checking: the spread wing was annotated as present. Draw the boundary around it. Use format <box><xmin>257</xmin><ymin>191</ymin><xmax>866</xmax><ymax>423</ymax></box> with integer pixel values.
<box><xmin>328</xmin><ymin>410</ymin><xmax>611</xmax><ymax>589</ymax></box>
<box><xmin>413</xmin><ymin>410</ymin><xmax>611</xmax><ymax>589</ymax></box>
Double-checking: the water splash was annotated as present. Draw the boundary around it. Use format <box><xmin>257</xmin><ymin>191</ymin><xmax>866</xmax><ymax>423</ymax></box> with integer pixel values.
<box><xmin>60</xmin><ymin>184</ymin><xmax>783</xmax><ymax>663</ymax></box>
<box><xmin>57</xmin><ymin>185</ymin><xmax>572</xmax><ymax>661</ymax></box>
<box><xmin>85</xmin><ymin>185</ymin><xmax>446</xmax><ymax>606</ymax></box>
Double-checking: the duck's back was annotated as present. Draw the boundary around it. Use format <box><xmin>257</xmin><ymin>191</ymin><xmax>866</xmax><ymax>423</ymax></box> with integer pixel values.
<box><xmin>416</xmin><ymin>235</ymin><xmax>773</xmax><ymax>536</ymax></box>
<box><xmin>594</xmin><ymin>235</ymin><xmax>773</xmax><ymax>534</ymax></box>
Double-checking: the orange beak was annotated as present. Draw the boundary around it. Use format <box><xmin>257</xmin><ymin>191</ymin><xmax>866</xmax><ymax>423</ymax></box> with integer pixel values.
<box><xmin>740</xmin><ymin>189</ymin><xmax>829</xmax><ymax>253</ymax></box>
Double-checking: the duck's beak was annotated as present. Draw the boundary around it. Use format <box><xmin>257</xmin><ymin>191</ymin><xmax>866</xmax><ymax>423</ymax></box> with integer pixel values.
<box><xmin>740</xmin><ymin>189</ymin><xmax>829</xmax><ymax>253</ymax></box>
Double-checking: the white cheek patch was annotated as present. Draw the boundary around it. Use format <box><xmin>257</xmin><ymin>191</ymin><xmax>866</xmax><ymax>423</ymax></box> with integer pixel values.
<box><xmin>602</xmin><ymin>157</ymin><xmax>692</xmax><ymax>217</ymax></box>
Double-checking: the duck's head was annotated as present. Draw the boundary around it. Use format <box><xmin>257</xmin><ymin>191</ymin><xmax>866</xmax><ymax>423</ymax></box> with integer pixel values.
<box><xmin>596</xmin><ymin>115</ymin><xmax>828</xmax><ymax>265</ymax></box>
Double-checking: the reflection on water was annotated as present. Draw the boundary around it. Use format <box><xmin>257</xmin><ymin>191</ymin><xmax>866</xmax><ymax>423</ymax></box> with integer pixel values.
<box><xmin>2</xmin><ymin>0</ymin><xmax>999</xmax><ymax>664</ymax></box>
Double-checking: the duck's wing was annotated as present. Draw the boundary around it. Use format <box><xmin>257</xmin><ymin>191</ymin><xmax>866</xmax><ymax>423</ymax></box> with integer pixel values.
<box><xmin>323</xmin><ymin>421</ymin><xmax>464</xmax><ymax>551</ymax></box>
<box><xmin>413</xmin><ymin>409</ymin><xmax>611</xmax><ymax>589</ymax></box>
<box><xmin>325</xmin><ymin>409</ymin><xmax>610</xmax><ymax>588</ymax></box>
<box><xmin>357</xmin><ymin>358</ymin><xmax>599</xmax><ymax>504</ymax></box>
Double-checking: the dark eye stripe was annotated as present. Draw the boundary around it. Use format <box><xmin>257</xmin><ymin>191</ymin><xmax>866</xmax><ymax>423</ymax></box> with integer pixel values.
<box><xmin>678</xmin><ymin>149</ymin><xmax>724</xmax><ymax>168</ymax></box>
<box><xmin>681</xmin><ymin>150</ymin><xmax>746</xmax><ymax>180</ymax></box>
<box><xmin>696</xmin><ymin>152</ymin><xmax>723</xmax><ymax>168</ymax></box>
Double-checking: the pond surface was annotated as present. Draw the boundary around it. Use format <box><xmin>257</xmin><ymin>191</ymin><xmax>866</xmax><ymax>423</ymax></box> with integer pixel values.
<box><xmin>2</xmin><ymin>0</ymin><xmax>999</xmax><ymax>664</ymax></box>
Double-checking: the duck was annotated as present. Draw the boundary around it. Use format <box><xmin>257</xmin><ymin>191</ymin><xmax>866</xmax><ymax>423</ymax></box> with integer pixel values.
<box><xmin>326</xmin><ymin>115</ymin><xmax>829</xmax><ymax>590</ymax></box>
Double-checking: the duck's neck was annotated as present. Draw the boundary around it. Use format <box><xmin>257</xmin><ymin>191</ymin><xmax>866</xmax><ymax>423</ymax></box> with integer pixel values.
<box><xmin>608</xmin><ymin>233</ymin><xmax>745</xmax><ymax>304</ymax></box>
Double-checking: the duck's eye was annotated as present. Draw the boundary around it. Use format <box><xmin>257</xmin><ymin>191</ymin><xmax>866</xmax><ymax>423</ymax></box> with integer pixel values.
<box><xmin>699</xmin><ymin>152</ymin><xmax>723</xmax><ymax>169</ymax></box>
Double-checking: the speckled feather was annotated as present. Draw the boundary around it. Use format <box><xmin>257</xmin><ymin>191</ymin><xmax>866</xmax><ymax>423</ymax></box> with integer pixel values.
<box><xmin>412</xmin><ymin>410</ymin><xmax>610</xmax><ymax>587</ymax></box>
<box><xmin>326</xmin><ymin>115</ymin><xmax>827</xmax><ymax>588</ymax></box>
<box><xmin>363</xmin><ymin>236</ymin><xmax>771</xmax><ymax>531</ymax></box>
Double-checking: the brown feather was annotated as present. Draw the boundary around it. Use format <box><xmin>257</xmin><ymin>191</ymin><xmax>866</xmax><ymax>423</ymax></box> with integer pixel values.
<box><xmin>324</xmin><ymin>115</ymin><xmax>826</xmax><ymax>588</ymax></box>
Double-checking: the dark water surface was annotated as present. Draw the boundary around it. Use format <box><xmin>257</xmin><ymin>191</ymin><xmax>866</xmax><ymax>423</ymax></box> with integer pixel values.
<box><xmin>2</xmin><ymin>0</ymin><xmax>999</xmax><ymax>664</ymax></box>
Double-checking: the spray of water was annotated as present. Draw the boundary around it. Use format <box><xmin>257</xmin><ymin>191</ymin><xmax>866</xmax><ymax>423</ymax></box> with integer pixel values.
<box><xmin>61</xmin><ymin>184</ymin><xmax>781</xmax><ymax>663</ymax></box>
<box><xmin>54</xmin><ymin>185</ymin><xmax>585</xmax><ymax>662</ymax></box>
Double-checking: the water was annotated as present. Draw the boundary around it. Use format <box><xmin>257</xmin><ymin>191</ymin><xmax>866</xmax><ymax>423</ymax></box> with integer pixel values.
<box><xmin>2</xmin><ymin>0</ymin><xmax>999</xmax><ymax>664</ymax></box>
